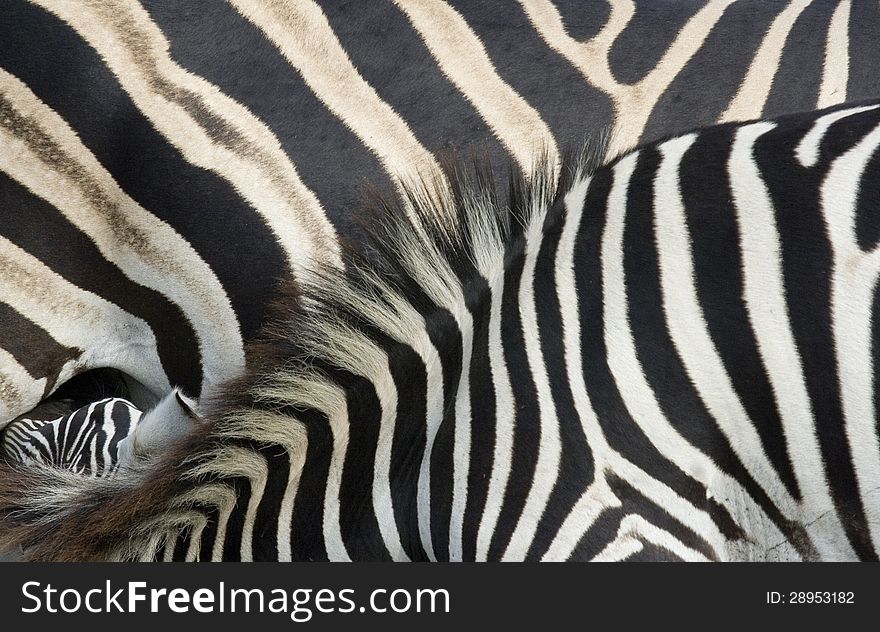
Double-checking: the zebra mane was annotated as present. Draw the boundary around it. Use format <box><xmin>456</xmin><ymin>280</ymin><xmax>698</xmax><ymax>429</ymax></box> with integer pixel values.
<box><xmin>0</xmin><ymin>139</ymin><xmax>608</xmax><ymax>561</ymax></box>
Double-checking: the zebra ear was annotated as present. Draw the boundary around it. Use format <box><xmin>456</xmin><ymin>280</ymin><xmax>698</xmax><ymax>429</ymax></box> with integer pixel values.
<box><xmin>119</xmin><ymin>388</ymin><xmax>202</xmax><ymax>465</ymax></box>
<box><xmin>174</xmin><ymin>390</ymin><xmax>200</xmax><ymax>422</ymax></box>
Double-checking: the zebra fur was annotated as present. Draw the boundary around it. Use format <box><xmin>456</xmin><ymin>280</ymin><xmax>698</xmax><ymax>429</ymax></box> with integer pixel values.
<box><xmin>1</xmin><ymin>397</ymin><xmax>141</xmax><ymax>476</ymax></box>
<box><xmin>3</xmin><ymin>101</ymin><xmax>880</xmax><ymax>561</ymax></box>
<box><xmin>3</xmin><ymin>0</ymin><xmax>879</xmax><ymax>428</ymax></box>
<box><xmin>0</xmin><ymin>388</ymin><xmax>201</xmax><ymax>479</ymax></box>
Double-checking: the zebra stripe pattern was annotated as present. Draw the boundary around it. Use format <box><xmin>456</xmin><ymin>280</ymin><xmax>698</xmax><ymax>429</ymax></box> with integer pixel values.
<box><xmin>2</xmin><ymin>0</ymin><xmax>878</xmax><ymax>427</ymax></box>
<box><xmin>1</xmin><ymin>397</ymin><xmax>141</xmax><ymax>476</ymax></box>
<box><xmin>3</xmin><ymin>100</ymin><xmax>880</xmax><ymax>561</ymax></box>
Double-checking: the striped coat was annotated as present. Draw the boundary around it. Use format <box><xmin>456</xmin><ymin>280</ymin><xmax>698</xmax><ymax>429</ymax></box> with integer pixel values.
<box><xmin>1</xmin><ymin>0</ymin><xmax>878</xmax><ymax>426</ymax></box>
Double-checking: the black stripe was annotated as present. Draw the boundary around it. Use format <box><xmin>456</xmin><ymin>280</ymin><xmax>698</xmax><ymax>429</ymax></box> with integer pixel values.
<box><xmin>426</xmin><ymin>307</ymin><xmax>463</xmax><ymax>562</ymax></box>
<box><xmin>387</xmin><ymin>341</ymin><xmax>431</xmax><ymax>562</ymax></box>
<box><xmin>171</xmin><ymin>528</ymin><xmax>190</xmax><ymax>562</ymax></box>
<box><xmin>486</xmin><ymin>239</ymin><xmax>535</xmax><ymax>560</ymax></box>
<box><xmin>855</xmin><ymin>142</ymin><xmax>880</xmax><ymax>251</ymax></box>
<box><xmin>624</xmin><ymin>542</ymin><xmax>686</xmax><ymax>562</ymax></box>
<box><xmin>141</xmin><ymin>0</ymin><xmax>390</xmax><ymax>244</ymax></box>
<box><xmin>0</xmin><ymin>170</ymin><xmax>201</xmax><ymax>395</ymax></box>
<box><xmin>251</xmin><ymin>444</ymin><xmax>287</xmax><ymax>561</ymax></box>
<box><xmin>220</xmin><ymin>471</ymin><xmax>251</xmax><ymax>563</ymax></box>
<box><xmin>1</xmin><ymin>0</ymin><xmax>282</xmax><ymax>344</ymax></box>
<box><xmin>196</xmin><ymin>503</ymin><xmax>220</xmax><ymax>562</ymax></box>
<box><xmin>763</xmin><ymin>0</ymin><xmax>836</xmax><ymax>115</ymax></box>
<box><xmin>642</xmin><ymin>1</ymin><xmax>783</xmax><ymax>143</ymax></box>
<box><xmin>444</xmin><ymin>0</ymin><xmax>613</xmax><ymax>159</ymax></box>
<box><xmin>681</xmin><ymin>124</ymin><xmax>799</xmax><ymax>501</ymax></box>
<box><xmin>525</xmin><ymin>198</ymin><xmax>595</xmax><ymax>561</ymax></box>
<box><xmin>106</xmin><ymin>401</ymin><xmax>133</xmax><ymax>461</ymax></box>
<box><xmin>625</xmin><ymin>146</ymin><xmax>813</xmax><ymax>559</ymax></box>
<box><xmin>847</xmin><ymin>0</ymin><xmax>880</xmax><ymax>102</ymax></box>
<box><xmin>92</xmin><ymin>405</ymin><xmax>108</xmax><ymax>474</ymax></box>
<box><xmin>337</xmin><ymin>370</ymin><xmax>390</xmax><ymax>561</ymax></box>
<box><xmin>461</xmin><ymin>275</ymin><xmax>496</xmax><ymax>561</ymax></box>
<box><xmin>608</xmin><ymin>1</ymin><xmax>705</xmax><ymax>85</ymax></box>
<box><xmin>755</xmin><ymin>111</ymin><xmax>878</xmax><ymax>561</ymax></box>
<box><xmin>285</xmin><ymin>408</ymin><xmax>333</xmax><ymax>562</ymax></box>
<box><xmin>552</xmin><ymin>0</ymin><xmax>609</xmax><ymax>42</ymax></box>
<box><xmin>0</xmin><ymin>301</ymin><xmax>80</xmax><ymax>394</ymax></box>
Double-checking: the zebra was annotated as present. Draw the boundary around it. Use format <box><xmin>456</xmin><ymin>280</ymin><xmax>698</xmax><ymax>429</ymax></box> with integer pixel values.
<box><xmin>0</xmin><ymin>389</ymin><xmax>200</xmax><ymax>476</ymax></box>
<box><xmin>2</xmin><ymin>0</ymin><xmax>879</xmax><ymax>429</ymax></box>
<box><xmin>3</xmin><ymin>99</ymin><xmax>880</xmax><ymax>561</ymax></box>
<box><xmin>1</xmin><ymin>397</ymin><xmax>143</xmax><ymax>476</ymax></box>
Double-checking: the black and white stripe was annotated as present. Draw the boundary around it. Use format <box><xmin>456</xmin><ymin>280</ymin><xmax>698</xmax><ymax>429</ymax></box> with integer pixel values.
<box><xmin>2</xmin><ymin>0</ymin><xmax>878</xmax><ymax>428</ymax></box>
<box><xmin>0</xmin><ymin>397</ymin><xmax>141</xmax><ymax>476</ymax></box>
<box><xmin>3</xmin><ymin>100</ymin><xmax>880</xmax><ymax>561</ymax></box>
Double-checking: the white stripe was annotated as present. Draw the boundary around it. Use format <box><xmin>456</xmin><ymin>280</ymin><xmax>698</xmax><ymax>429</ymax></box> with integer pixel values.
<box><xmin>601</xmin><ymin>153</ymin><xmax>790</xmax><ymax>551</ymax></box>
<box><xmin>139</xmin><ymin>532</ymin><xmax>165</xmax><ymax>562</ymax></box>
<box><xmin>185</xmin><ymin>516</ymin><xmax>208</xmax><ymax>562</ymax></box>
<box><xmin>276</xmin><ymin>418</ymin><xmax>307</xmax><ymax>563</ymax></box>
<box><xmin>500</xmin><ymin>211</ymin><xmax>561</xmax><ymax>560</ymax></box>
<box><xmin>795</xmin><ymin>104</ymin><xmax>879</xmax><ymax>168</ymax></box>
<box><xmin>821</xmin><ymin>119</ymin><xmax>880</xmax><ymax>552</ymax></box>
<box><xmin>162</xmin><ymin>538</ymin><xmax>175</xmax><ymax>563</ymax></box>
<box><xmin>101</xmin><ymin>402</ymin><xmax>118</xmax><ymax>472</ymax></box>
<box><xmin>474</xmin><ymin>285</ymin><xmax>516</xmax><ymax>560</ymax></box>
<box><xmin>415</xmin><ymin>323</ymin><xmax>445</xmax><ymax>563</ymax></box>
<box><xmin>0</xmin><ymin>346</ymin><xmax>46</xmax><ymax>429</ymax></box>
<box><xmin>520</xmin><ymin>0</ymin><xmax>736</xmax><ymax>153</ymax></box>
<box><xmin>230</xmin><ymin>0</ymin><xmax>442</xmax><ymax>192</ymax></box>
<box><xmin>720</xmin><ymin>0</ymin><xmax>812</xmax><ymax>123</ymax></box>
<box><xmin>0</xmin><ymin>69</ymin><xmax>242</xmax><ymax>394</ymax></box>
<box><xmin>728</xmin><ymin>122</ymin><xmax>855</xmax><ymax>559</ymax></box>
<box><xmin>0</xmin><ymin>236</ymin><xmax>169</xmax><ymax>398</ymax></box>
<box><xmin>655</xmin><ymin>133</ymin><xmax>799</xmax><ymax>518</ymax></box>
<box><xmin>448</xmin><ymin>310</ymin><xmax>473</xmax><ymax>561</ymax></box>
<box><xmin>394</xmin><ymin>0</ymin><xmax>557</xmax><ymax>170</ymax></box>
<box><xmin>89</xmin><ymin>432</ymin><xmax>100</xmax><ymax>475</ymax></box>
<box><xmin>37</xmin><ymin>0</ymin><xmax>341</xmax><ymax>275</ymax></box>
<box><xmin>370</xmin><ymin>362</ymin><xmax>413</xmax><ymax>561</ymax></box>
<box><xmin>239</xmin><ymin>451</ymin><xmax>268</xmax><ymax>562</ymax></box>
<box><xmin>817</xmin><ymin>0</ymin><xmax>851</xmax><ymax>109</ymax></box>
<box><xmin>321</xmin><ymin>385</ymin><xmax>354</xmax><ymax>562</ymax></box>
<box><xmin>210</xmin><ymin>498</ymin><xmax>234</xmax><ymax>562</ymax></box>
<box><xmin>517</xmin><ymin>0</ymin><xmax>632</xmax><ymax>101</ymax></box>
